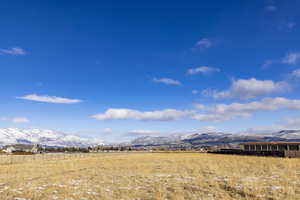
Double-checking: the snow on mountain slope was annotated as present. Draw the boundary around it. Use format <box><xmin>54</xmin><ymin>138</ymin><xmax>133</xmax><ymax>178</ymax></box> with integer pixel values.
<box><xmin>250</xmin><ymin>130</ymin><xmax>300</xmax><ymax>139</ymax></box>
<box><xmin>130</xmin><ymin>130</ymin><xmax>300</xmax><ymax>146</ymax></box>
<box><xmin>0</xmin><ymin>128</ymin><xmax>104</xmax><ymax>147</ymax></box>
<box><xmin>130</xmin><ymin>132</ymin><xmax>238</xmax><ymax>146</ymax></box>
<box><xmin>181</xmin><ymin>132</ymin><xmax>233</xmax><ymax>140</ymax></box>
<box><xmin>131</xmin><ymin>136</ymin><xmax>181</xmax><ymax>146</ymax></box>
<box><xmin>266</xmin><ymin>130</ymin><xmax>300</xmax><ymax>139</ymax></box>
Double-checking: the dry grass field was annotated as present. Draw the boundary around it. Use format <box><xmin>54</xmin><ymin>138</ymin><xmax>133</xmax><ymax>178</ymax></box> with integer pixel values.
<box><xmin>0</xmin><ymin>152</ymin><xmax>299</xmax><ymax>200</ymax></box>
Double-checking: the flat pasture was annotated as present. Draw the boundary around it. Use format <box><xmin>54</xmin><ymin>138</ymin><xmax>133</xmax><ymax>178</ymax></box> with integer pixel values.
<box><xmin>0</xmin><ymin>152</ymin><xmax>299</xmax><ymax>200</ymax></box>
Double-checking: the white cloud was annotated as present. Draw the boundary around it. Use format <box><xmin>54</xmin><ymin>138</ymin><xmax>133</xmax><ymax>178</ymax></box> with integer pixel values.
<box><xmin>263</xmin><ymin>51</ymin><xmax>300</xmax><ymax>68</ymax></box>
<box><xmin>261</xmin><ymin>60</ymin><xmax>276</xmax><ymax>69</ymax></box>
<box><xmin>187</xmin><ymin>66</ymin><xmax>220</xmax><ymax>75</ymax></box>
<box><xmin>0</xmin><ymin>117</ymin><xmax>8</xmax><ymax>121</ymax></box>
<box><xmin>213</xmin><ymin>97</ymin><xmax>300</xmax><ymax>114</ymax></box>
<box><xmin>286</xmin><ymin>22</ymin><xmax>296</xmax><ymax>30</ymax></box>
<box><xmin>12</xmin><ymin>117</ymin><xmax>29</xmax><ymax>123</ymax></box>
<box><xmin>17</xmin><ymin>94</ymin><xmax>82</xmax><ymax>104</ymax></box>
<box><xmin>284</xmin><ymin>117</ymin><xmax>300</xmax><ymax>128</ymax></box>
<box><xmin>192</xmin><ymin>90</ymin><xmax>199</xmax><ymax>95</ymax></box>
<box><xmin>245</xmin><ymin>116</ymin><xmax>300</xmax><ymax>134</ymax></box>
<box><xmin>193</xmin><ymin>104</ymin><xmax>207</xmax><ymax>110</ymax></box>
<box><xmin>128</xmin><ymin>129</ymin><xmax>160</xmax><ymax>136</ymax></box>
<box><xmin>92</xmin><ymin>108</ymin><xmax>192</xmax><ymax>121</ymax></box>
<box><xmin>291</xmin><ymin>69</ymin><xmax>300</xmax><ymax>78</ymax></box>
<box><xmin>282</xmin><ymin>52</ymin><xmax>300</xmax><ymax>65</ymax></box>
<box><xmin>198</xmin><ymin>126</ymin><xmax>218</xmax><ymax>132</ymax></box>
<box><xmin>203</xmin><ymin>78</ymin><xmax>290</xmax><ymax>99</ymax></box>
<box><xmin>265</xmin><ymin>5</ymin><xmax>277</xmax><ymax>12</ymax></box>
<box><xmin>0</xmin><ymin>47</ymin><xmax>26</xmax><ymax>55</ymax></box>
<box><xmin>195</xmin><ymin>38</ymin><xmax>212</xmax><ymax>49</ymax></box>
<box><xmin>92</xmin><ymin>98</ymin><xmax>300</xmax><ymax>122</ymax></box>
<box><xmin>152</xmin><ymin>78</ymin><xmax>182</xmax><ymax>86</ymax></box>
<box><xmin>103</xmin><ymin>128</ymin><xmax>113</xmax><ymax>134</ymax></box>
<box><xmin>194</xmin><ymin>97</ymin><xmax>300</xmax><ymax>122</ymax></box>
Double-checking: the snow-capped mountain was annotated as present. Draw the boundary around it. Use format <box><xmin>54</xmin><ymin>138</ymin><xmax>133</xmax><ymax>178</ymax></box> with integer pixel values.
<box><xmin>181</xmin><ymin>132</ymin><xmax>233</xmax><ymax>140</ymax></box>
<box><xmin>130</xmin><ymin>132</ymin><xmax>236</xmax><ymax>146</ymax></box>
<box><xmin>262</xmin><ymin>130</ymin><xmax>300</xmax><ymax>139</ymax></box>
<box><xmin>3</xmin><ymin>128</ymin><xmax>300</xmax><ymax>148</ymax></box>
<box><xmin>0</xmin><ymin>128</ymin><xmax>104</xmax><ymax>147</ymax></box>
<box><xmin>130</xmin><ymin>130</ymin><xmax>300</xmax><ymax>147</ymax></box>
<box><xmin>131</xmin><ymin>135</ymin><xmax>182</xmax><ymax>146</ymax></box>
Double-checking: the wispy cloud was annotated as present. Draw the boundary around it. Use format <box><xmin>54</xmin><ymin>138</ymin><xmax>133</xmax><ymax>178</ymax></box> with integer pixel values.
<box><xmin>193</xmin><ymin>104</ymin><xmax>206</xmax><ymax>110</ymax></box>
<box><xmin>192</xmin><ymin>90</ymin><xmax>199</xmax><ymax>95</ymax></box>
<box><xmin>187</xmin><ymin>66</ymin><xmax>220</xmax><ymax>75</ymax></box>
<box><xmin>152</xmin><ymin>78</ymin><xmax>182</xmax><ymax>86</ymax></box>
<box><xmin>127</xmin><ymin>129</ymin><xmax>160</xmax><ymax>136</ymax></box>
<box><xmin>194</xmin><ymin>38</ymin><xmax>213</xmax><ymax>49</ymax></box>
<box><xmin>284</xmin><ymin>116</ymin><xmax>300</xmax><ymax>129</ymax></box>
<box><xmin>265</xmin><ymin>5</ymin><xmax>277</xmax><ymax>12</ymax></box>
<box><xmin>203</xmin><ymin>78</ymin><xmax>290</xmax><ymax>99</ymax></box>
<box><xmin>263</xmin><ymin>51</ymin><xmax>300</xmax><ymax>68</ymax></box>
<box><xmin>261</xmin><ymin>60</ymin><xmax>276</xmax><ymax>69</ymax></box>
<box><xmin>276</xmin><ymin>21</ymin><xmax>296</xmax><ymax>31</ymax></box>
<box><xmin>103</xmin><ymin>128</ymin><xmax>113</xmax><ymax>134</ymax></box>
<box><xmin>282</xmin><ymin>52</ymin><xmax>300</xmax><ymax>65</ymax></box>
<box><xmin>17</xmin><ymin>94</ymin><xmax>82</xmax><ymax>104</ymax></box>
<box><xmin>198</xmin><ymin>126</ymin><xmax>218</xmax><ymax>132</ymax></box>
<box><xmin>291</xmin><ymin>69</ymin><xmax>300</xmax><ymax>78</ymax></box>
<box><xmin>0</xmin><ymin>47</ymin><xmax>26</xmax><ymax>55</ymax></box>
<box><xmin>0</xmin><ymin>117</ymin><xmax>8</xmax><ymax>121</ymax></box>
<box><xmin>286</xmin><ymin>22</ymin><xmax>296</xmax><ymax>30</ymax></box>
<box><xmin>245</xmin><ymin>116</ymin><xmax>300</xmax><ymax>134</ymax></box>
<box><xmin>12</xmin><ymin>117</ymin><xmax>30</xmax><ymax>123</ymax></box>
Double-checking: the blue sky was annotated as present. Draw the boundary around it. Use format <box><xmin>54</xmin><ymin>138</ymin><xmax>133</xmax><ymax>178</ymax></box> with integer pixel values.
<box><xmin>1</xmin><ymin>0</ymin><xmax>300</xmax><ymax>142</ymax></box>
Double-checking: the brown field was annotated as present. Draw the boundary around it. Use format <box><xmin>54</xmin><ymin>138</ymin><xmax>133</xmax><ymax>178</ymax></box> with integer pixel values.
<box><xmin>0</xmin><ymin>152</ymin><xmax>299</xmax><ymax>200</ymax></box>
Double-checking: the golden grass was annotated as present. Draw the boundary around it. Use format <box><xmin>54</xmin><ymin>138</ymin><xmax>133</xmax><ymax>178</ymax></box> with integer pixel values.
<box><xmin>0</xmin><ymin>152</ymin><xmax>299</xmax><ymax>200</ymax></box>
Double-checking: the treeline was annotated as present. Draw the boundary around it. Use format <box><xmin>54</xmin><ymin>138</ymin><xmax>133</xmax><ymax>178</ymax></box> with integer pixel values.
<box><xmin>40</xmin><ymin>147</ymin><xmax>90</xmax><ymax>153</ymax></box>
<box><xmin>90</xmin><ymin>145</ymin><xmax>198</xmax><ymax>152</ymax></box>
<box><xmin>90</xmin><ymin>145</ymin><xmax>133</xmax><ymax>152</ymax></box>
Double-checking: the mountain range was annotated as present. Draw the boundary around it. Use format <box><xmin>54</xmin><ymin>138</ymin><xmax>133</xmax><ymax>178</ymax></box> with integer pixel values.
<box><xmin>1</xmin><ymin>128</ymin><xmax>300</xmax><ymax>148</ymax></box>
<box><xmin>130</xmin><ymin>130</ymin><xmax>300</xmax><ymax>147</ymax></box>
<box><xmin>0</xmin><ymin>128</ymin><xmax>104</xmax><ymax>147</ymax></box>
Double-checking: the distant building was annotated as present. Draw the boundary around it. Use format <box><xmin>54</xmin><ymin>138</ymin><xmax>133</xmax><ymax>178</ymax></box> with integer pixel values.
<box><xmin>2</xmin><ymin>144</ymin><xmax>40</xmax><ymax>154</ymax></box>
<box><xmin>242</xmin><ymin>142</ymin><xmax>300</xmax><ymax>157</ymax></box>
<box><xmin>243</xmin><ymin>142</ymin><xmax>300</xmax><ymax>151</ymax></box>
<box><xmin>210</xmin><ymin>142</ymin><xmax>300</xmax><ymax>157</ymax></box>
